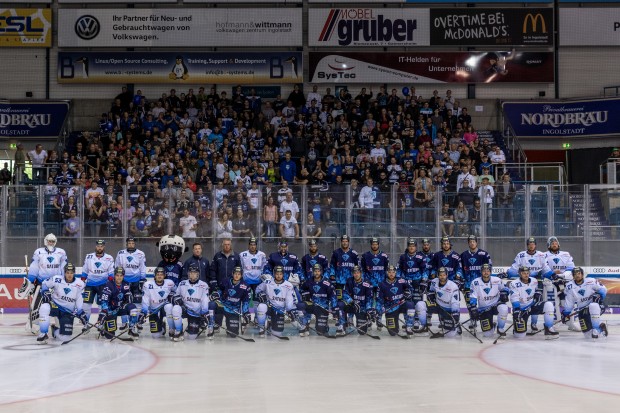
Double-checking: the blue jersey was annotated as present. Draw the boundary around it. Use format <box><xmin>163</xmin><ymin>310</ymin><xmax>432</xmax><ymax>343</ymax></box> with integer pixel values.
<box><xmin>360</xmin><ymin>250</ymin><xmax>390</xmax><ymax>288</ymax></box>
<box><xmin>428</xmin><ymin>250</ymin><xmax>463</xmax><ymax>281</ymax></box>
<box><xmin>397</xmin><ymin>252</ymin><xmax>427</xmax><ymax>282</ymax></box>
<box><xmin>301</xmin><ymin>253</ymin><xmax>329</xmax><ymax>280</ymax></box>
<box><xmin>158</xmin><ymin>260</ymin><xmax>184</xmax><ymax>287</ymax></box>
<box><xmin>266</xmin><ymin>252</ymin><xmax>303</xmax><ymax>282</ymax></box>
<box><xmin>220</xmin><ymin>278</ymin><xmax>251</xmax><ymax>315</ymax></box>
<box><xmin>300</xmin><ymin>277</ymin><xmax>337</xmax><ymax>310</ymax></box>
<box><xmin>99</xmin><ymin>280</ymin><xmax>133</xmax><ymax>315</ymax></box>
<box><xmin>419</xmin><ymin>249</ymin><xmax>434</xmax><ymax>269</ymax></box>
<box><xmin>376</xmin><ymin>278</ymin><xmax>410</xmax><ymax>313</ymax></box>
<box><xmin>460</xmin><ymin>249</ymin><xmax>492</xmax><ymax>289</ymax></box>
<box><xmin>329</xmin><ymin>248</ymin><xmax>359</xmax><ymax>285</ymax></box>
<box><xmin>342</xmin><ymin>277</ymin><xmax>374</xmax><ymax>311</ymax></box>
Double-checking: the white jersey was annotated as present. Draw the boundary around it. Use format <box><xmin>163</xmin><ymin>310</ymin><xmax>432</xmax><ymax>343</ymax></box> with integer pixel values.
<box><xmin>429</xmin><ymin>278</ymin><xmax>460</xmax><ymax>311</ymax></box>
<box><xmin>115</xmin><ymin>249</ymin><xmax>147</xmax><ymax>283</ymax></box>
<box><xmin>256</xmin><ymin>275</ymin><xmax>296</xmax><ymax>312</ymax></box>
<box><xmin>28</xmin><ymin>247</ymin><xmax>68</xmax><ymax>282</ymax></box>
<box><xmin>42</xmin><ymin>275</ymin><xmax>85</xmax><ymax>314</ymax></box>
<box><xmin>564</xmin><ymin>278</ymin><xmax>607</xmax><ymax>311</ymax></box>
<box><xmin>82</xmin><ymin>253</ymin><xmax>115</xmax><ymax>287</ymax></box>
<box><xmin>509</xmin><ymin>250</ymin><xmax>552</xmax><ymax>278</ymax></box>
<box><xmin>142</xmin><ymin>279</ymin><xmax>176</xmax><ymax>313</ymax></box>
<box><xmin>544</xmin><ymin>250</ymin><xmax>575</xmax><ymax>280</ymax></box>
<box><xmin>509</xmin><ymin>277</ymin><xmax>540</xmax><ymax>311</ymax></box>
<box><xmin>239</xmin><ymin>250</ymin><xmax>267</xmax><ymax>285</ymax></box>
<box><xmin>176</xmin><ymin>279</ymin><xmax>210</xmax><ymax>317</ymax></box>
<box><xmin>470</xmin><ymin>276</ymin><xmax>506</xmax><ymax>311</ymax></box>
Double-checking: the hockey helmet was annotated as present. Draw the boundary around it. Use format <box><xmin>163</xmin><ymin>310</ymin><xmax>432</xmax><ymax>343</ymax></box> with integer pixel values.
<box><xmin>468</xmin><ymin>234</ymin><xmax>478</xmax><ymax>243</ymax></box>
<box><xmin>481</xmin><ymin>263</ymin><xmax>492</xmax><ymax>273</ymax></box>
<box><xmin>438</xmin><ymin>267</ymin><xmax>448</xmax><ymax>274</ymax></box>
<box><xmin>248</xmin><ymin>237</ymin><xmax>257</xmax><ymax>245</ymax></box>
<box><xmin>422</xmin><ymin>238</ymin><xmax>431</xmax><ymax>245</ymax></box>
<box><xmin>526</xmin><ymin>237</ymin><xmax>536</xmax><ymax>246</ymax></box>
<box><xmin>441</xmin><ymin>236</ymin><xmax>451</xmax><ymax>247</ymax></box>
<box><xmin>572</xmin><ymin>267</ymin><xmax>584</xmax><ymax>277</ymax></box>
<box><xmin>547</xmin><ymin>236</ymin><xmax>560</xmax><ymax>249</ymax></box>
<box><xmin>407</xmin><ymin>237</ymin><xmax>417</xmax><ymax>246</ymax></box>
<box><xmin>233</xmin><ymin>266</ymin><xmax>243</xmax><ymax>275</ymax></box>
<box><xmin>518</xmin><ymin>265</ymin><xmax>530</xmax><ymax>273</ymax></box>
<box><xmin>44</xmin><ymin>233</ymin><xmax>57</xmax><ymax>249</ymax></box>
<box><xmin>274</xmin><ymin>265</ymin><xmax>284</xmax><ymax>274</ymax></box>
<box><xmin>64</xmin><ymin>263</ymin><xmax>76</xmax><ymax>273</ymax></box>
<box><xmin>114</xmin><ymin>267</ymin><xmax>125</xmax><ymax>276</ymax></box>
<box><xmin>157</xmin><ymin>235</ymin><xmax>186</xmax><ymax>263</ymax></box>
<box><xmin>387</xmin><ymin>264</ymin><xmax>397</xmax><ymax>272</ymax></box>
<box><xmin>352</xmin><ymin>265</ymin><xmax>362</xmax><ymax>273</ymax></box>
<box><xmin>96</xmin><ymin>239</ymin><xmax>106</xmax><ymax>246</ymax></box>
<box><xmin>370</xmin><ymin>237</ymin><xmax>380</xmax><ymax>244</ymax></box>
<box><xmin>341</xmin><ymin>235</ymin><xmax>350</xmax><ymax>241</ymax></box>
<box><xmin>308</xmin><ymin>239</ymin><xmax>317</xmax><ymax>246</ymax></box>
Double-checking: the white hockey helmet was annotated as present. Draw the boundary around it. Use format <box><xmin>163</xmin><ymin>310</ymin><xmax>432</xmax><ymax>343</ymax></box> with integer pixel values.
<box><xmin>547</xmin><ymin>236</ymin><xmax>560</xmax><ymax>249</ymax></box>
<box><xmin>44</xmin><ymin>233</ymin><xmax>57</xmax><ymax>249</ymax></box>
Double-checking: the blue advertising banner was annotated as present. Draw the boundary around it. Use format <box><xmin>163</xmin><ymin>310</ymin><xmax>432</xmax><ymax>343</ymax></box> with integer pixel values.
<box><xmin>0</xmin><ymin>101</ymin><xmax>70</xmax><ymax>138</ymax></box>
<box><xmin>502</xmin><ymin>98</ymin><xmax>620</xmax><ymax>138</ymax></box>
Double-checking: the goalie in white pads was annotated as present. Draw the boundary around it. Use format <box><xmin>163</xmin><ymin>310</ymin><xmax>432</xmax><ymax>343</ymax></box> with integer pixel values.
<box><xmin>562</xmin><ymin>267</ymin><xmax>608</xmax><ymax>339</ymax></box>
<box><xmin>37</xmin><ymin>263</ymin><xmax>88</xmax><ymax>344</ymax></box>
<box><xmin>468</xmin><ymin>264</ymin><xmax>509</xmax><ymax>338</ymax></box>
<box><xmin>255</xmin><ymin>266</ymin><xmax>298</xmax><ymax>337</ymax></box>
<box><xmin>171</xmin><ymin>265</ymin><xmax>210</xmax><ymax>341</ymax></box>
<box><xmin>139</xmin><ymin>267</ymin><xmax>176</xmax><ymax>338</ymax></box>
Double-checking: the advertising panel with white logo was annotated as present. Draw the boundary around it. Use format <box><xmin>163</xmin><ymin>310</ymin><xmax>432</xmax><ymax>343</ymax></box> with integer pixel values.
<box><xmin>58</xmin><ymin>8</ymin><xmax>302</xmax><ymax>47</ymax></box>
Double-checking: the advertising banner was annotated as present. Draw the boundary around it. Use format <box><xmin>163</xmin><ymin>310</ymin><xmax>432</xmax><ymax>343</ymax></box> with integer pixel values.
<box><xmin>309</xmin><ymin>8</ymin><xmax>429</xmax><ymax>47</ymax></box>
<box><xmin>0</xmin><ymin>8</ymin><xmax>51</xmax><ymax>47</ymax></box>
<box><xmin>309</xmin><ymin>51</ymin><xmax>553</xmax><ymax>83</ymax></box>
<box><xmin>430</xmin><ymin>8</ymin><xmax>553</xmax><ymax>46</ymax></box>
<box><xmin>0</xmin><ymin>101</ymin><xmax>70</xmax><ymax>138</ymax></box>
<box><xmin>309</xmin><ymin>0</ymin><xmax>553</xmax><ymax>3</ymax></box>
<box><xmin>57</xmin><ymin>51</ymin><xmax>303</xmax><ymax>84</ymax></box>
<box><xmin>560</xmin><ymin>8</ymin><xmax>620</xmax><ymax>46</ymax></box>
<box><xmin>58</xmin><ymin>8</ymin><xmax>302</xmax><ymax>48</ymax></box>
<box><xmin>502</xmin><ymin>98</ymin><xmax>620</xmax><ymax>138</ymax></box>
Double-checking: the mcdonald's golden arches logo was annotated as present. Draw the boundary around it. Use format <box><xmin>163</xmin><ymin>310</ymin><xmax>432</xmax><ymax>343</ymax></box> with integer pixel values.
<box><xmin>523</xmin><ymin>13</ymin><xmax>547</xmax><ymax>34</ymax></box>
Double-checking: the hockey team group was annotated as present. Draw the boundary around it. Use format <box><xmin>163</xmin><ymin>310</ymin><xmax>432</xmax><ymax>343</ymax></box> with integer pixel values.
<box><xmin>19</xmin><ymin>232</ymin><xmax>608</xmax><ymax>344</ymax></box>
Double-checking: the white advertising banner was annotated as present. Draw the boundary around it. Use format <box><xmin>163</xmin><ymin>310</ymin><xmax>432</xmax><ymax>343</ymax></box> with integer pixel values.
<box><xmin>58</xmin><ymin>8</ymin><xmax>302</xmax><ymax>47</ymax></box>
<box><xmin>560</xmin><ymin>8</ymin><xmax>620</xmax><ymax>46</ymax></box>
<box><xmin>309</xmin><ymin>8</ymin><xmax>430</xmax><ymax>47</ymax></box>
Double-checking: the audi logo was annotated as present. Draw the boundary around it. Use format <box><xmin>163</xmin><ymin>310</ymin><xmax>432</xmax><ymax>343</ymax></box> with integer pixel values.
<box><xmin>592</xmin><ymin>268</ymin><xmax>606</xmax><ymax>273</ymax></box>
<box><xmin>75</xmin><ymin>15</ymin><xmax>100</xmax><ymax>40</ymax></box>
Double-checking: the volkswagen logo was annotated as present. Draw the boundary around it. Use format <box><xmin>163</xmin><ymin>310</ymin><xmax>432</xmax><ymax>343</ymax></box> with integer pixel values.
<box><xmin>75</xmin><ymin>15</ymin><xmax>100</xmax><ymax>40</ymax></box>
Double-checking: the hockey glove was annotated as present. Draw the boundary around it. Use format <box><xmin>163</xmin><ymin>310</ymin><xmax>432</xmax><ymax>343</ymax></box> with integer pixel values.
<box><xmin>591</xmin><ymin>293</ymin><xmax>603</xmax><ymax>304</ymax></box>
<box><xmin>403</xmin><ymin>289</ymin><xmax>413</xmax><ymax>301</ymax></box>
<box><xmin>497</xmin><ymin>272</ymin><xmax>508</xmax><ymax>280</ymax></box>
<box><xmin>138</xmin><ymin>279</ymin><xmax>146</xmax><ymax>291</ymax></box>
<box><xmin>137</xmin><ymin>312</ymin><xmax>147</xmax><ymax>325</ymax></box>
<box><xmin>470</xmin><ymin>307</ymin><xmax>479</xmax><ymax>320</ymax></box>
<box><xmin>243</xmin><ymin>313</ymin><xmax>252</xmax><ymax>326</ymax></box>
<box><xmin>426</xmin><ymin>291</ymin><xmax>437</xmax><ymax>306</ymax></box>
<box><xmin>76</xmin><ymin>311</ymin><xmax>89</xmax><ymax>326</ymax></box>
<box><xmin>96</xmin><ymin>312</ymin><xmax>106</xmax><ymax>326</ymax></box>
<box><xmin>257</xmin><ymin>292</ymin><xmax>268</xmax><ymax>304</ymax></box>
<box><xmin>499</xmin><ymin>291</ymin><xmax>509</xmax><ymax>303</ymax></box>
<box><xmin>512</xmin><ymin>310</ymin><xmax>524</xmax><ymax>323</ymax></box>
<box><xmin>169</xmin><ymin>294</ymin><xmax>183</xmax><ymax>306</ymax></box>
<box><xmin>532</xmin><ymin>291</ymin><xmax>543</xmax><ymax>307</ymax></box>
<box><xmin>353</xmin><ymin>302</ymin><xmax>361</xmax><ymax>314</ymax></box>
<box><xmin>561</xmin><ymin>312</ymin><xmax>571</xmax><ymax>324</ymax></box>
<box><xmin>41</xmin><ymin>290</ymin><xmax>52</xmax><ymax>304</ymax></box>
<box><xmin>419</xmin><ymin>279</ymin><xmax>429</xmax><ymax>294</ymax></box>
<box><xmin>210</xmin><ymin>291</ymin><xmax>220</xmax><ymax>301</ymax></box>
<box><xmin>366</xmin><ymin>308</ymin><xmax>377</xmax><ymax>322</ymax></box>
<box><xmin>301</xmin><ymin>291</ymin><xmax>311</xmax><ymax>303</ymax></box>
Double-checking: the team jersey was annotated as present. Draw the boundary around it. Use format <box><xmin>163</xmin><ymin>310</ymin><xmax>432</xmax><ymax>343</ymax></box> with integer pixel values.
<box><xmin>469</xmin><ymin>276</ymin><xmax>507</xmax><ymax>311</ymax></box>
<box><xmin>300</xmin><ymin>277</ymin><xmax>337</xmax><ymax>310</ymax></box>
<box><xmin>28</xmin><ymin>247</ymin><xmax>68</xmax><ymax>283</ymax></box>
<box><xmin>419</xmin><ymin>249</ymin><xmax>434</xmax><ymax>269</ymax></box>
<box><xmin>461</xmin><ymin>248</ymin><xmax>492</xmax><ymax>289</ymax></box>
<box><xmin>256</xmin><ymin>275</ymin><xmax>296</xmax><ymax>312</ymax></box>
<box><xmin>141</xmin><ymin>279</ymin><xmax>176</xmax><ymax>313</ymax></box>
<box><xmin>82</xmin><ymin>253</ymin><xmax>115</xmax><ymax>286</ymax></box>
<box><xmin>507</xmin><ymin>250</ymin><xmax>553</xmax><ymax>279</ymax></box>
<box><xmin>100</xmin><ymin>280</ymin><xmax>133</xmax><ymax>315</ymax></box>
<box><xmin>429</xmin><ymin>278</ymin><xmax>461</xmax><ymax>311</ymax></box>
<box><xmin>301</xmin><ymin>253</ymin><xmax>329</xmax><ymax>280</ymax></box>
<box><xmin>329</xmin><ymin>248</ymin><xmax>359</xmax><ymax>285</ymax></box>
<box><xmin>239</xmin><ymin>250</ymin><xmax>267</xmax><ymax>285</ymax></box>
<box><xmin>428</xmin><ymin>250</ymin><xmax>463</xmax><ymax>281</ymax></box>
<box><xmin>115</xmin><ymin>249</ymin><xmax>147</xmax><ymax>283</ymax></box>
<box><xmin>157</xmin><ymin>260</ymin><xmax>184</xmax><ymax>287</ymax></box>
<box><xmin>220</xmin><ymin>278</ymin><xmax>251</xmax><ymax>315</ymax></box>
<box><xmin>397</xmin><ymin>252</ymin><xmax>427</xmax><ymax>282</ymax></box>
<box><xmin>360</xmin><ymin>250</ymin><xmax>390</xmax><ymax>288</ymax></box>
<box><xmin>265</xmin><ymin>252</ymin><xmax>303</xmax><ymax>282</ymax></box>
<box><xmin>176</xmin><ymin>279</ymin><xmax>210</xmax><ymax>317</ymax></box>
<box><xmin>41</xmin><ymin>275</ymin><xmax>85</xmax><ymax>314</ymax></box>
<box><xmin>376</xmin><ymin>278</ymin><xmax>410</xmax><ymax>313</ymax></box>
<box><xmin>544</xmin><ymin>250</ymin><xmax>575</xmax><ymax>280</ymax></box>
<box><xmin>342</xmin><ymin>277</ymin><xmax>374</xmax><ymax>311</ymax></box>
<box><xmin>509</xmin><ymin>277</ymin><xmax>541</xmax><ymax>311</ymax></box>
<box><xmin>564</xmin><ymin>278</ymin><xmax>607</xmax><ymax>311</ymax></box>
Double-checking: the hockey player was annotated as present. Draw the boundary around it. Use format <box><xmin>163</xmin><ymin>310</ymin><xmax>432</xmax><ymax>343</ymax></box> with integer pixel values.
<box><xmin>376</xmin><ymin>265</ymin><xmax>415</xmax><ymax>337</ymax></box>
<box><xmin>139</xmin><ymin>266</ymin><xmax>176</xmax><ymax>338</ymax></box>
<box><xmin>96</xmin><ymin>267</ymin><xmax>139</xmax><ymax>339</ymax></box>
<box><xmin>562</xmin><ymin>267</ymin><xmax>608</xmax><ymax>339</ymax></box>
<box><xmin>82</xmin><ymin>239</ymin><xmax>115</xmax><ymax>324</ymax></box>
<box><xmin>428</xmin><ymin>236</ymin><xmax>463</xmax><ymax>284</ymax></box>
<box><xmin>419</xmin><ymin>238</ymin><xmax>434</xmax><ymax>268</ymax></box>
<box><xmin>301</xmin><ymin>239</ymin><xmax>329</xmax><ymax>281</ymax></box>
<box><xmin>171</xmin><ymin>265</ymin><xmax>210</xmax><ymax>341</ymax></box>
<box><xmin>265</xmin><ymin>240</ymin><xmax>303</xmax><ymax>283</ymax></box>
<box><xmin>255</xmin><ymin>266</ymin><xmax>298</xmax><ymax>338</ymax></box>
<box><xmin>156</xmin><ymin>235</ymin><xmax>187</xmax><ymax>286</ymax></box>
<box><xmin>416</xmin><ymin>267</ymin><xmax>461</xmax><ymax>338</ymax></box>
<box><xmin>329</xmin><ymin>235</ymin><xmax>359</xmax><ymax>299</ymax></box>
<box><xmin>360</xmin><ymin>237</ymin><xmax>390</xmax><ymax>291</ymax></box>
<box><xmin>20</xmin><ymin>234</ymin><xmax>68</xmax><ymax>332</ymax></box>
<box><xmin>115</xmin><ymin>237</ymin><xmax>147</xmax><ymax>329</ymax></box>
<box><xmin>468</xmin><ymin>264</ymin><xmax>509</xmax><ymax>338</ymax></box>
<box><xmin>339</xmin><ymin>265</ymin><xmax>375</xmax><ymax>335</ymax></box>
<box><xmin>509</xmin><ymin>266</ymin><xmax>558</xmax><ymax>339</ymax></box>
<box><xmin>208</xmin><ymin>266</ymin><xmax>251</xmax><ymax>338</ymax></box>
<box><xmin>397</xmin><ymin>238</ymin><xmax>428</xmax><ymax>330</ymax></box>
<box><xmin>544</xmin><ymin>236</ymin><xmax>578</xmax><ymax>331</ymax></box>
<box><xmin>460</xmin><ymin>235</ymin><xmax>492</xmax><ymax>328</ymax></box>
<box><xmin>298</xmin><ymin>263</ymin><xmax>339</xmax><ymax>336</ymax></box>
<box><xmin>36</xmin><ymin>263</ymin><xmax>88</xmax><ymax>344</ymax></box>
<box><xmin>239</xmin><ymin>237</ymin><xmax>267</xmax><ymax>293</ymax></box>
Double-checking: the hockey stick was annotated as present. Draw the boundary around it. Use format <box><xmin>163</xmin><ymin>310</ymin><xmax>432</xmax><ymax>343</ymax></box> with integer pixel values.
<box><xmin>341</xmin><ymin>318</ymin><xmax>380</xmax><ymax>339</ymax></box>
<box><xmin>110</xmin><ymin>310</ymin><xmax>155</xmax><ymax>343</ymax></box>
<box><xmin>526</xmin><ymin>309</ymin><xmax>580</xmax><ymax>336</ymax></box>
<box><xmin>377</xmin><ymin>300</ymin><xmax>412</xmax><ymax>339</ymax></box>
<box><xmin>216</xmin><ymin>323</ymin><xmax>255</xmax><ymax>342</ymax></box>
<box><xmin>216</xmin><ymin>299</ymin><xmax>288</xmax><ymax>340</ymax></box>
<box><xmin>492</xmin><ymin>323</ymin><xmax>512</xmax><ymax>344</ymax></box>
<box><xmin>289</xmin><ymin>308</ymin><xmax>336</xmax><ymax>339</ymax></box>
<box><xmin>61</xmin><ymin>322</ymin><xmax>102</xmax><ymax>346</ymax></box>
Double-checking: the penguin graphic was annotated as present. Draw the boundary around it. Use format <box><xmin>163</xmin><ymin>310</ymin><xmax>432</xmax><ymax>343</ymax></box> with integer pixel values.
<box><xmin>285</xmin><ymin>56</ymin><xmax>298</xmax><ymax>79</ymax></box>
<box><xmin>169</xmin><ymin>55</ymin><xmax>189</xmax><ymax>80</ymax></box>
<box><xmin>75</xmin><ymin>57</ymin><xmax>89</xmax><ymax>79</ymax></box>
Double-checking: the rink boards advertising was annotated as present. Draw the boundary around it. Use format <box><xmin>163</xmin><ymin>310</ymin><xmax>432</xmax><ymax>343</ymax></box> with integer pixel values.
<box><xmin>57</xmin><ymin>52</ymin><xmax>303</xmax><ymax>84</ymax></box>
<box><xmin>0</xmin><ymin>8</ymin><xmax>52</xmax><ymax>47</ymax></box>
<box><xmin>502</xmin><ymin>98</ymin><xmax>620</xmax><ymax>138</ymax></box>
<box><xmin>0</xmin><ymin>101</ymin><xmax>70</xmax><ymax>138</ymax></box>
<box><xmin>308</xmin><ymin>51</ymin><xmax>553</xmax><ymax>83</ymax></box>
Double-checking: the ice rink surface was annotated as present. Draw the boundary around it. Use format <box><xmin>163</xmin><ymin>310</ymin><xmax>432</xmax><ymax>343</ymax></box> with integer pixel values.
<box><xmin>1</xmin><ymin>313</ymin><xmax>619</xmax><ymax>413</ymax></box>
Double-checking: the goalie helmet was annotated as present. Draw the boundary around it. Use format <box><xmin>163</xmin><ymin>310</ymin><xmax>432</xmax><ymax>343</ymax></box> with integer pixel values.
<box><xmin>44</xmin><ymin>233</ymin><xmax>57</xmax><ymax>250</ymax></box>
<box><xmin>157</xmin><ymin>235</ymin><xmax>186</xmax><ymax>263</ymax></box>
<box><xmin>547</xmin><ymin>236</ymin><xmax>560</xmax><ymax>249</ymax></box>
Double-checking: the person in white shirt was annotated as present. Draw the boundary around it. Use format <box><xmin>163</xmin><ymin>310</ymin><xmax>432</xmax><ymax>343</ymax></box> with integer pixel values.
<box><xmin>369</xmin><ymin>142</ymin><xmax>387</xmax><ymax>164</ymax></box>
<box><xmin>279</xmin><ymin>210</ymin><xmax>299</xmax><ymax>239</ymax></box>
<box><xmin>279</xmin><ymin>192</ymin><xmax>299</xmax><ymax>220</ymax></box>
<box><xmin>477</xmin><ymin>177</ymin><xmax>495</xmax><ymax>222</ymax></box>
<box><xmin>179</xmin><ymin>208</ymin><xmax>198</xmax><ymax>238</ymax></box>
<box><xmin>306</xmin><ymin>85</ymin><xmax>322</xmax><ymax>108</ymax></box>
<box><xmin>28</xmin><ymin>144</ymin><xmax>48</xmax><ymax>181</ymax></box>
<box><xmin>489</xmin><ymin>146</ymin><xmax>506</xmax><ymax>167</ymax></box>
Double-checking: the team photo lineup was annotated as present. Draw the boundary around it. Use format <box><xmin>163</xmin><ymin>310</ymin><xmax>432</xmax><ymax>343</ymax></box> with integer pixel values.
<box><xmin>20</xmin><ymin>231</ymin><xmax>608</xmax><ymax>344</ymax></box>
